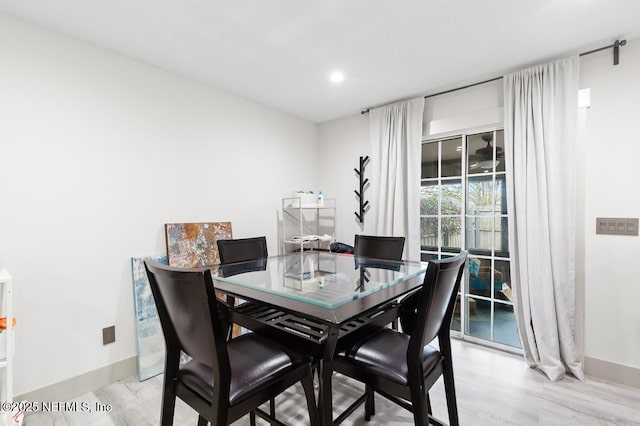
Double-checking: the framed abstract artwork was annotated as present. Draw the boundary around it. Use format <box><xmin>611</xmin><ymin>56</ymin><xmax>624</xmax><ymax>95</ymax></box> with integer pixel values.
<box><xmin>164</xmin><ymin>222</ymin><xmax>233</xmax><ymax>267</ymax></box>
<box><xmin>164</xmin><ymin>221</ymin><xmax>245</xmax><ymax>337</ymax></box>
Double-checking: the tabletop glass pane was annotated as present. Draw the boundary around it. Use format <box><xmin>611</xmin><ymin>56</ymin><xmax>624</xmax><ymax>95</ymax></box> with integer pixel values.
<box><xmin>215</xmin><ymin>252</ymin><xmax>427</xmax><ymax>309</ymax></box>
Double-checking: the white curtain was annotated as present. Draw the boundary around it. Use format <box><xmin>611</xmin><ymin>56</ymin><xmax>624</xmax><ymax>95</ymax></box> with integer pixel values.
<box><xmin>368</xmin><ymin>97</ymin><xmax>424</xmax><ymax>261</ymax></box>
<box><xmin>504</xmin><ymin>56</ymin><xmax>584</xmax><ymax>381</ymax></box>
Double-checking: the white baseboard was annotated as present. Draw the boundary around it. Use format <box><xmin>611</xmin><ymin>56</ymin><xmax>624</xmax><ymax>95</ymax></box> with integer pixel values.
<box><xmin>584</xmin><ymin>356</ymin><xmax>640</xmax><ymax>389</ymax></box>
<box><xmin>15</xmin><ymin>356</ymin><xmax>137</xmax><ymax>402</ymax></box>
<box><xmin>13</xmin><ymin>354</ymin><xmax>638</xmax><ymax>402</ymax></box>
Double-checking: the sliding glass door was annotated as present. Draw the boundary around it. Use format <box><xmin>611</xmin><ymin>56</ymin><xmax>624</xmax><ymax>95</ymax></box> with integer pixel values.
<box><xmin>420</xmin><ymin>130</ymin><xmax>520</xmax><ymax>350</ymax></box>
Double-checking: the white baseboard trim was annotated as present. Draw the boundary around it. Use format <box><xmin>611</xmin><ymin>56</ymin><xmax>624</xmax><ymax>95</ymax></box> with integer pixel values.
<box><xmin>15</xmin><ymin>356</ymin><xmax>137</xmax><ymax>402</ymax></box>
<box><xmin>14</xmin><ymin>354</ymin><xmax>638</xmax><ymax>401</ymax></box>
<box><xmin>584</xmin><ymin>356</ymin><xmax>640</xmax><ymax>389</ymax></box>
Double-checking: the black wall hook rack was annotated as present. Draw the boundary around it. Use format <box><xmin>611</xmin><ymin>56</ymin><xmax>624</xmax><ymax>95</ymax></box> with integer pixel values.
<box><xmin>354</xmin><ymin>156</ymin><xmax>370</xmax><ymax>223</ymax></box>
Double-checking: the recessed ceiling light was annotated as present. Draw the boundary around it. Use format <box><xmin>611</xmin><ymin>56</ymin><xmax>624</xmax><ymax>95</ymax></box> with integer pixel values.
<box><xmin>329</xmin><ymin>71</ymin><xmax>344</xmax><ymax>83</ymax></box>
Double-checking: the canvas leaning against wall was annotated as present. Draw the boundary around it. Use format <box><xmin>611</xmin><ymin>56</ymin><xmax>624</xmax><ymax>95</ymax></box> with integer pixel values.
<box><xmin>131</xmin><ymin>255</ymin><xmax>167</xmax><ymax>381</ymax></box>
<box><xmin>131</xmin><ymin>255</ymin><xmax>196</xmax><ymax>381</ymax></box>
<box><xmin>163</xmin><ymin>221</ymin><xmax>242</xmax><ymax>338</ymax></box>
<box><xmin>165</xmin><ymin>222</ymin><xmax>233</xmax><ymax>267</ymax></box>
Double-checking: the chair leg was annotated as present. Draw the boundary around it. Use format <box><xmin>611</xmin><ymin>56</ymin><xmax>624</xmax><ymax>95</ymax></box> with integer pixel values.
<box><xmin>364</xmin><ymin>389</ymin><xmax>371</xmax><ymax>421</ymax></box>
<box><xmin>159</xmin><ymin>384</ymin><xmax>177</xmax><ymax>426</ymax></box>
<box><xmin>439</xmin><ymin>333</ymin><xmax>460</xmax><ymax>426</ymax></box>
<box><xmin>270</xmin><ymin>397</ymin><xmax>276</xmax><ymax>418</ymax></box>
<box><xmin>443</xmin><ymin>361</ymin><xmax>460</xmax><ymax>426</ymax></box>
<box><xmin>197</xmin><ymin>415</ymin><xmax>208</xmax><ymax>426</ymax></box>
<box><xmin>301</xmin><ymin>366</ymin><xmax>320</xmax><ymax>426</ymax></box>
<box><xmin>369</xmin><ymin>388</ymin><xmax>376</xmax><ymax>417</ymax></box>
<box><xmin>249</xmin><ymin>411</ymin><xmax>256</xmax><ymax>426</ymax></box>
<box><xmin>364</xmin><ymin>385</ymin><xmax>375</xmax><ymax>421</ymax></box>
<box><xmin>409</xmin><ymin>383</ymin><xmax>429</xmax><ymax>426</ymax></box>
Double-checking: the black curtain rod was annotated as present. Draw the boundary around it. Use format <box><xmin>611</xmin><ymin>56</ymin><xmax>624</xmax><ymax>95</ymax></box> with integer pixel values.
<box><xmin>360</xmin><ymin>39</ymin><xmax>626</xmax><ymax>115</ymax></box>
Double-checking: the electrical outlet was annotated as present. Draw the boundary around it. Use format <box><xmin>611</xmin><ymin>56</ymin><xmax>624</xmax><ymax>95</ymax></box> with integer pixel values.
<box><xmin>102</xmin><ymin>326</ymin><xmax>116</xmax><ymax>345</ymax></box>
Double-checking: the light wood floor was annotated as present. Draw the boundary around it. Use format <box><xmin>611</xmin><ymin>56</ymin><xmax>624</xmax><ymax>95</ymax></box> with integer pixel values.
<box><xmin>24</xmin><ymin>339</ymin><xmax>640</xmax><ymax>425</ymax></box>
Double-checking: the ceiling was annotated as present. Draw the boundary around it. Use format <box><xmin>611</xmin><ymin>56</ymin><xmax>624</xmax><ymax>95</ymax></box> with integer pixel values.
<box><xmin>1</xmin><ymin>1</ymin><xmax>639</xmax><ymax>123</ymax></box>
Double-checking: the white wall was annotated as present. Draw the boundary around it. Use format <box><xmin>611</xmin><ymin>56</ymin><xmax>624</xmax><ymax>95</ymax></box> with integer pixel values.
<box><xmin>0</xmin><ymin>14</ymin><xmax>317</xmax><ymax>396</ymax></box>
<box><xmin>316</xmin><ymin>114</ymin><xmax>370</xmax><ymax>245</ymax></box>
<box><xmin>580</xmin><ymin>38</ymin><xmax>640</xmax><ymax>370</ymax></box>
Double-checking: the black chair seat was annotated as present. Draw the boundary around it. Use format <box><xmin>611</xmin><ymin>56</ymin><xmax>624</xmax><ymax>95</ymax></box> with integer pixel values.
<box><xmin>178</xmin><ymin>333</ymin><xmax>307</xmax><ymax>405</ymax></box>
<box><xmin>337</xmin><ymin>329</ymin><xmax>441</xmax><ymax>386</ymax></box>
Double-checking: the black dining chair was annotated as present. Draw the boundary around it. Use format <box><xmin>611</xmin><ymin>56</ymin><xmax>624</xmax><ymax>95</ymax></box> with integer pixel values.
<box><xmin>217</xmin><ymin>236</ymin><xmax>268</xmax><ymax>339</ymax></box>
<box><xmin>333</xmin><ymin>250</ymin><xmax>467</xmax><ymax>426</ymax></box>
<box><xmin>144</xmin><ymin>260</ymin><xmax>318</xmax><ymax>426</ymax></box>
<box><xmin>354</xmin><ymin>234</ymin><xmax>406</xmax><ymax>329</ymax></box>
<box><xmin>217</xmin><ymin>235</ymin><xmax>299</xmax><ymax>420</ymax></box>
<box><xmin>217</xmin><ymin>236</ymin><xmax>268</xmax><ymax>265</ymax></box>
<box><xmin>353</xmin><ymin>234</ymin><xmax>405</xmax><ymax>261</ymax></box>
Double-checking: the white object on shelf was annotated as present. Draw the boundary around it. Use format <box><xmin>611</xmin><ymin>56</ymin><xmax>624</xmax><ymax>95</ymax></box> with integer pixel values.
<box><xmin>286</xmin><ymin>234</ymin><xmax>333</xmax><ymax>244</ymax></box>
<box><xmin>288</xmin><ymin>235</ymin><xmax>320</xmax><ymax>243</ymax></box>
<box><xmin>291</xmin><ymin>192</ymin><xmax>318</xmax><ymax>207</ymax></box>
<box><xmin>0</xmin><ymin>269</ymin><xmax>13</xmax><ymax>406</ymax></box>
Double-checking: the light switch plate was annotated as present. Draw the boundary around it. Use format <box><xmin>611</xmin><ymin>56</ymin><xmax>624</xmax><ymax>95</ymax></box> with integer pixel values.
<box><xmin>596</xmin><ymin>218</ymin><xmax>638</xmax><ymax>236</ymax></box>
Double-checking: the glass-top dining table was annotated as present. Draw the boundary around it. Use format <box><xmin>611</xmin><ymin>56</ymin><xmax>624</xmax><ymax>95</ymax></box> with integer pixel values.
<box><xmin>213</xmin><ymin>251</ymin><xmax>428</xmax><ymax>425</ymax></box>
